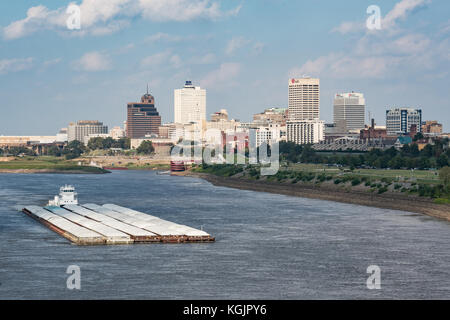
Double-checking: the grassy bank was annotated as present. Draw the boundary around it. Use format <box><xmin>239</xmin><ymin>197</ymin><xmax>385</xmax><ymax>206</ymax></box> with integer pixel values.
<box><xmin>0</xmin><ymin>157</ymin><xmax>109</xmax><ymax>174</ymax></box>
<box><xmin>192</xmin><ymin>163</ymin><xmax>450</xmax><ymax>202</ymax></box>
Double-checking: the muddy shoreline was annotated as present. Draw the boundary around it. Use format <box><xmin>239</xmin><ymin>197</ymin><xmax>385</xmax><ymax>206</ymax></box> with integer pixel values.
<box><xmin>180</xmin><ymin>172</ymin><xmax>450</xmax><ymax>222</ymax></box>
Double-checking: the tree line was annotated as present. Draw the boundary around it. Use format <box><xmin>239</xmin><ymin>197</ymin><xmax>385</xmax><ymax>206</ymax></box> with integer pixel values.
<box><xmin>279</xmin><ymin>138</ymin><xmax>450</xmax><ymax>170</ymax></box>
<box><xmin>0</xmin><ymin>137</ymin><xmax>154</xmax><ymax>160</ymax></box>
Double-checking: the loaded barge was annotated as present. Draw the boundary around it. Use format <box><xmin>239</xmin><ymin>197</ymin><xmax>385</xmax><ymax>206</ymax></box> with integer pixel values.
<box><xmin>22</xmin><ymin>185</ymin><xmax>215</xmax><ymax>245</ymax></box>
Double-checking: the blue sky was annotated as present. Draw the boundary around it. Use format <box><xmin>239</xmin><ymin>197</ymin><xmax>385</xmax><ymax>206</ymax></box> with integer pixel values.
<box><xmin>0</xmin><ymin>0</ymin><xmax>449</xmax><ymax>135</ymax></box>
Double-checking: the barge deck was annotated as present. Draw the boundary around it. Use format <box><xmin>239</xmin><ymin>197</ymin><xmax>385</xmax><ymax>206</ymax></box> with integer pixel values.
<box><xmin>22</xmin><ymin>204</ymin><xmax>215</xmax><ymax>245</ymax></box>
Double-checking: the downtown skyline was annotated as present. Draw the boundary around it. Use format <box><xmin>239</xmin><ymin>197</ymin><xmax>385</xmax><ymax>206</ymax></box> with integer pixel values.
<box><xmin>0</xmin><ymin>0</ymin><xmax>449</xmax><ymax>135</ymax></box>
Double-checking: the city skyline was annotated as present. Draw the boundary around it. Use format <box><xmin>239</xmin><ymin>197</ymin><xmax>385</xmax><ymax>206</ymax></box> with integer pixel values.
<box><xmin>0</xmin><ymin>0</ymin><xmax>449</xmax><ymax>135</ymax></box>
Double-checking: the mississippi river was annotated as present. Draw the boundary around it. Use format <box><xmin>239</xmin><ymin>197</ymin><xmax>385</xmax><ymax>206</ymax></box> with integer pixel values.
<box><xmin>0</xmin><ymin>171</ymin><xmax>449</xmax><ymax>299</ymax></box>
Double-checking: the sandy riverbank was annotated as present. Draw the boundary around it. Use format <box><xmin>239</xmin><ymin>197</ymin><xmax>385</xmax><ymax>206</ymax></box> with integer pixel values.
<box><xmin>178</xmin><ymin>172</ymin><xmax>450</xmax><ymax>222</ymax></box>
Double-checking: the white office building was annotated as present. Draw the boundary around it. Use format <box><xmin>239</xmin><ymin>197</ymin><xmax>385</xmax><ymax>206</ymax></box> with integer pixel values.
<box><xmin>333</xmin><ymin>92</ymin><xmax>366</xmax><ymax>132</ymax></box>
<box><xmin>287</xmin><ymin>120</ymin><xmax>325</xmax><ymax>145</ymax></box>
<box><xmin>288</xmin><ymin>77</ymin><xmax>320</xmax><ymax>121</ymax></box>
<box><xmin>174</xmin><ymin>81</ymin><xmax>206</xmax><ymax>125</ymax></box>
<box><xmin>386</xmin><ymin>108</ymin><xmax>422</xmax><ymax>136</ymax></box>
<box><xmin>255</xmin><ymin>124</ymin><xmax>286</xmax><ymax>147</ymax></box>
<box><xmin>287</xmin><ymin>77</ymin><xmax>324</xmax><ymax>144</ymax></box>
<box><xmin>68</xmin><ymin>121</ymin><xmax>108</xmax><ymax>143</ymax></box>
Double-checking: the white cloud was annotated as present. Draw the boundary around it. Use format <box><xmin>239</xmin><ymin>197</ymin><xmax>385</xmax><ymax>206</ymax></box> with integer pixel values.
<box><xmin>73</xmin><ymin>52</ymin><xmax>111</xmax><ymax>71</ymax></box>
<box><xmin>145</xmin><ymin>32</ymin><xmax>182</xmax><ymax>43</ymax></box>
<box><xmin>225</xmin><ymin>36</ymin><xmax>265</xmax><ymax>56</ymax></box>
<box><xmin>383</xmin><ymin>0</ymin><xmax>430</xmax><ymax>29</ymax></box>
<box><xmin>295</xmin><ymin>0</ymin><xmax>442</xmax><ymax>80</ymax></box>
<box><xmin>200</xmin><ymin>62</ymin><xmax>241</xmax><ymax>88</ymax></box>
<box><xmin>197</xmin><ymin>53</ymin><xmax>216</xmax><ymax>64</ymax></box>
<box><xmin>141</xmin><ymin>51</ymin><xmax>181</xmax><ymax>68</ymax></box>
<box><xmin>225</xmin><ymin>36</ymin><xmax>250</xmax><ymax>55</ymax></box>
<box><xmin>3</xmin><ymin>0</ymin><xmax>241</xmax><ymax>40</ymax></box>
<box><xmin>332</xmin><ymin>0</ymin><xmax>430</xmax><ymax>34</ymax></box>
<box><xmin>0</xmin><ymin>58</ymin><xmax>34</xmax><ymax>74</ymax></box>
<box><xmin>331</xmin><ymin>21</ymin><xmax>365</xmax><ymax>34</ymax></box>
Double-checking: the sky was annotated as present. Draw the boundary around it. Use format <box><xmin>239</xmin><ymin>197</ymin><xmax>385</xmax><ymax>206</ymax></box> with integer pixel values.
<box><xmin>0</xmin><ymin>0</ymin><xmax>449</xmax><ymax>135</ymax></box>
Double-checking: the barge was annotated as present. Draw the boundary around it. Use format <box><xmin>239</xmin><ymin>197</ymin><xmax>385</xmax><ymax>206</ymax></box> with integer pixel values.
<box><xmin>21</xmin><ymin>185</ymin><xmax>215</xmax><ymax>245</ymax></box>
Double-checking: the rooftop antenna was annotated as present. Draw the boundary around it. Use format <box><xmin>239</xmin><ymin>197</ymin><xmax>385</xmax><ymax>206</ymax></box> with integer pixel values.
<box><xmin>146</xmin><ymin>83</ymin><xmax>149</xmax><ymax>95</ymax></box>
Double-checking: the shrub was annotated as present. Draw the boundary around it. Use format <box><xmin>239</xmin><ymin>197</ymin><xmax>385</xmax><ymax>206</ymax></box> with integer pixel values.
<box><xmin>378</xmin><ymin>187</ymin><xmax>388</xmax><ymax>194</ymax></box>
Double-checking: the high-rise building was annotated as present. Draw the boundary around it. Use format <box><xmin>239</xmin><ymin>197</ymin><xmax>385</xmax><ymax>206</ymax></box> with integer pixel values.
<box><xmin>287</xmin><ymin>78</ymin><xmax>323</xmax><ymax>144</ymax></box>
<box><xmin>288</xmin><ymin>78</ymin><xmax>320</xmax><ymax>121</ymax></box>
<box><xmin>68</xmin><ymin>121</ymin><xmax>108</xmax><ymax>143</ymax></box>
<box><xmin>287</xmin><ymin>119</ymin><xmax>324</xmax><ymax>145</ymax></box>
<box><xmin>126</xmin><ymin>88</ymin><xmax>162</xmax><ymax>139</ymax></box>
<box><xmin>174</xmin><ymin>81</ymin><xmax>206</xmax><ymax>124</ymax></box>
<box><xmin>333</xmin><ymin>92</ymin><xmax>365</xmax><ymax>132</ymax></box>
<box><xmin>386</xmin><ymin>108</ymin><xmax>422</xmax><ymax>136</ymax></box>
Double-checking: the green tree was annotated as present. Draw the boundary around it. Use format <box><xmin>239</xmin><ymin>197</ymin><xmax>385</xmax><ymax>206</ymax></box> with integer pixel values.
<box><xmin>439</xmin><ymin>166</ymin><xmax>450</xmax><ymax>187</ymax></box>
<box><xmin>102</xmin><ymin>137</ymin><xmax>115</xmax><ymax>149</ymax></box>
<box><xmin>136</xmin><ymin>140</ymin><xmax>155</xmax><ymax>155</ymax></box>
<box><xmin>63</xmin><ymin>140</ymin><xmax>85</xmax><ymax>159</ymax></box>
<box><xmin>46</xmin><ymin>145</ymin><xmax>62</xmax><ymax>157</ymax></box>
<box><xmin>413</xmin><ymin>132</ymin><xmax>424</xmax><ymax>142</ymax></box>
<box><xmin>87</xmin><ymin>137</ymin><xmax>104</xmax><ymax>150</ymax></box>
<box><xmin>437</xmin><ymin>154</ymin><xmax>449</xmax><ymax>168</ymax></box>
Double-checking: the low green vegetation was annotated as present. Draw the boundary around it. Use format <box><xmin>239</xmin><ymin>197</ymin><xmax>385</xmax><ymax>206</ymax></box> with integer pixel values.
<box><xmin>279</xmin><ymin>140</ymin><xmax>450</xmax><ymax>169</ymax></box>
<box><xmin>0</xmin><ymin>157</ymin><xmax>108</xmax><ymax>173</ymax></box>
<box><xmin>192</xmin><ymin>160</ymin><xmax>450</xmax><ymax>201</ymax></box>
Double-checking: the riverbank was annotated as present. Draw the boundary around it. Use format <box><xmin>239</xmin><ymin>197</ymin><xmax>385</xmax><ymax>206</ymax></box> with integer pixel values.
<box><xmin>0</xmin><ymin>167</ymin><xmax>109</xmax><ymax>174</ymax></box>
<box><xmin>180</xmin><ymin>171</ymin><xmax>450</xmax><ymax>222</ymax></box>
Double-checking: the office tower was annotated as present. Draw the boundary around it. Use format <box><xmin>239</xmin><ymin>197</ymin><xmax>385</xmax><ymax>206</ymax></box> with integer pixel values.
<box><xmin>386</xmin><ymin>108</ymin><xmax>422</xmax><ymax>136</ymax></box>
<box><xmin>288</xmin><ymin>78</ymin><xmax>320</xmax><ymax>121</ymax></box>
<box><xmin>68</xmin><ymin>121</ymin><xmax>108</xmax><ymax>142</ymax></box>
<box><xmin>333</xmin><ymin>92</ymin><xmax>366</xmax><ymax>132</ymax></box>
<box><xmin>174</xmin><ymin>81</ymin><xmax>206</xmax><ymax>124</ymax></box>
<box><xmin>126</xmin><ymin>88</ymin><xmax>162</xmax><ymax>139</ymax></box>
<box><xmin>287</xmin><ymin>77</ymin><xmax>323</xmax><ymax>144</ymax></box>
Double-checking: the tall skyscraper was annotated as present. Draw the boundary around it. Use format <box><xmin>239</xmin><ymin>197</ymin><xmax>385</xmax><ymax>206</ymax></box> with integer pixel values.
<box><xmin>287</xmin><ymin>77</ymin><xmax>324</xmax><ymax>144</ymax></box>
<box><xmin>288</xmin><ymin>77</ymin><xmax>320</xmax><ymax>121</ymax></box>
<box><xmin>333</xmin><ymin>92</ymin><xmax>366</xmax><ymax>132</ymax></box>
<box><xmin>68</xmin><ymin>121</ymin><xmax>108</xmax><ymax>143</ymax></box>
<box><xmin>174</xmin><ymin>81</ymin><xmax>206</xmax><ymax>124</ymax></box>
<box><xmin>126</xmin><ymin>88</ymin><xmax>162</xmax><ymax>139</ymax></box>
<box><xmin>386</xmin><ymin>108</ymin><xmax>422</xmax><ymax>136</ymax></box>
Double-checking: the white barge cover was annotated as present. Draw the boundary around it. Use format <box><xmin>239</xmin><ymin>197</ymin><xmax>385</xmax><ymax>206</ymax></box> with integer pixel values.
<box><xmin>63</xmin><ymin>204</ymin><xmax>156</xmax><ymax>238</ymax></box>
<box><xmin>45</xmin><ymin>206</ymin><xmax>132</xmax><ymax>244</ymax></box>
<box><xmin>83</xmin><ymin>203</ymin><xmax>181</xmax><ymax>237</ymax></box>
<box><xmin>24</xmin><ymin>206</ymin><xmax>103</xmax><ymax>241</ymax></box>
<box><xmin>102</xmin><ymin>204</ymin><xmax>211</xmax><ymax>237</ymax></box>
